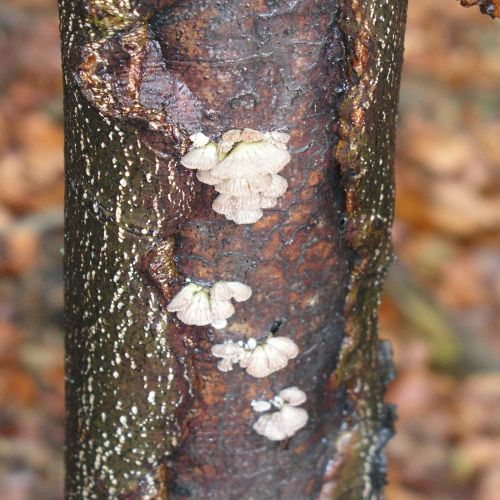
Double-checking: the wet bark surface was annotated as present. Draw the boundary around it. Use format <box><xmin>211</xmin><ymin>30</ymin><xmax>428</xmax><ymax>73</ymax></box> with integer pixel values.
<box><xmin>61</xmin><ymin>0</ymin><xmax>407</xmax><ymax>498</ymax></box>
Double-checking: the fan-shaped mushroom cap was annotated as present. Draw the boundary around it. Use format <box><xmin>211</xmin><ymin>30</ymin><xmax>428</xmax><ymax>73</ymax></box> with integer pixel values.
<box><xmin>262</xmin><ymin>341</ymin><xmax>295</xmax><ymax>367</ymax></box>
<box><xmin>210</xmin><ymin>141</ymin><xmax>291</xmax><ymax>179</ymax></box>
<box><xmin>212</xmin><ymin>194</ymin><xmax>264</xmax><ymax>224</ymax></box>
<box><xmin>217</xmin><ymin>130</ymin><xmax>243</xmax><ymax>154</ymax></box>
<box><xmin>251</xmin><ymin>400</ymin><xmax>272</xmax><ymax>412</ymax></box>
<box><xmin>266</xmin><ymin>336</ymin><xmax>299</xmax><ymax>360</ymax></box>
<box><xmin>240</xmin><ymin>336</ymin><xmax>298</xmax><ymax>378</ymax></box>
<box><xmin>196</xmin><ymin>169</ymin><xmax>221</xmax><ymax>186</ymax></box>
<box><xmin>228</xmin><ymin>209</ymin><xmax>264</xmax><ymax>225</ymax></box>
<box><xmin>217</xmin><ymin>140</ymin><xmax>235</xmax><ymax>154</ymax></box>
<box><xmin>253</xmin><ymin>405</ymin><xmax>308</xmax><ymax>441</ymax></box>
<box><xmin>212</xmin><ymin>340</ymin><xmax>244</xmax><ymax>372</ymax></box>
<box><xmin>238</xmin><ymin>345</ymin><xmax>263</xmax><ymax>374</ymax></box>
<box><xmin>238</xmin><ymin>348</ymin><xmax>251</xmax><ymax>368</ymax></box>
<box><xmin>241</xmin><ymin>128</ymin><xmax>265</xmax><ymax>142</ymax></box>
<box><xmin>217</xmin><ymin>358</ymin><xmax>234</xmax><ymax>372</ymax></box>
<box><xmin>180</xmin><ymin>142</ymin><xmax>218</xmax><ymax>171</ymax></box>
<box><xmin>189</xmin><ymin>132</ymin><xmax>210</xmax><ymax>148</ymax></box>
<box><xmin>278</xmin><ymin>386</ymin><xmax>307</xmax><ymax>407</ymax></box>
<box><xmin>210</xmin><ymin>319</ymin><xmax>227</xmax><ymax>330</ymax></box>
<box><xmin>221</xmin><ymin>129</ymin><xmax>243</xmax><ymax>143</ymax></box>
<box><xmin>210</xmin><ymin>299</ymin><xmax>235</xmax><ymax>321</ymax></box>
<box><xmin>264</xmin><ymin>131</ymin><xmax>290</xmax><ymax>149</ymax></box>
<box><xmin>166</xmin><ymin>283</ymin><xmax>203</xmax><ymax>312</ymax></box>
<box><xmin>210</xmin><ymin>281</ymin><xmax>252</xmax><ymax>302</ymax></box>
<box><xmin>214</xmin><ymin>176</ymin><xmax>269</xmax><ymax>196</ymax></box>
<box><xmin>211</xmin><ymin>341</ymin><xmax>244</xmax><ymax>361</ymax></box>
<box><xmin>212</xmin><ymin>193</ymin><xmax>262</xmax><ymax>215</ymax></box>
<box><xmin>264</xmin><ymin>174</ymin><xmax>288</xmax><ymax>197</ymax></box>
<box><xmin>253</xmin><ymin>412</ymin><xmax>285</xmax><ymax>440</ymax></box>
<box><xmin>176</xmin><ymin>290</ymin><xmax>213</xmax><ymax>326</ymax></box>
<box><xmin>241</xmin><ymin>344</ymin><xmax>287</xmax><ymax>378</ymax></box>
<box><xmin>259</xmin><ymin>195</ymin><xmax>278</xmax><ymax>209</ymax></box>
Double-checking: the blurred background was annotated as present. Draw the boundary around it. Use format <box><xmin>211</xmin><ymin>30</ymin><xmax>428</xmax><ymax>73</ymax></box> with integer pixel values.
<box><xmin>0</xmin><ymin>0</ymin><xmax>498</xmax><ymax>498</ymax></box>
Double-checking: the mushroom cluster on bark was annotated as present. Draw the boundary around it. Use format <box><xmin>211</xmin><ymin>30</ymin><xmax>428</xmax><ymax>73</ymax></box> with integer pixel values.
<box><xmin>166</xmin><ymin>281</ymin><xmax>252</xmax><ymax>329</ymax></box>
<box><xmin>210</xmin><ymin>335</ymin><xmax>299</xmax><ymax>377</ymax></box>
<box><xmin>252</xmin><ymin>387</ymin><xmax>309</xmax><ymax>441</ymax></box>
<box><xmin>176</xmin><ymin>129</ymin><xmax>308</xmax><ymax>442</ymax></box>
<box><xmin>180</xmin><ymin>129</ymin><xmax>291</xmax><ymax>224</ymax></box>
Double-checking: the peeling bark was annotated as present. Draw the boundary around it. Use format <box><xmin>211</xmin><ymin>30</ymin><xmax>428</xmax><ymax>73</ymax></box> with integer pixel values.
<box><xmin>61</xmin><ymin>0</ymin><xmax>407</xmax><ymax>498</ymax></box>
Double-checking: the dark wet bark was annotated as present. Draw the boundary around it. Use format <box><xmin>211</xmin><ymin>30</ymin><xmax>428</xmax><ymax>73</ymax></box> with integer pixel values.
<box><xmin>61</xmin><ymin>1</ymin><xmax>407</xmax><ymax>498</ymax></box>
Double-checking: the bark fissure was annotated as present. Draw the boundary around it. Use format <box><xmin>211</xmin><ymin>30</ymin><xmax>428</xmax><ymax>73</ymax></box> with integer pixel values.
<box><xmin>61</xmin><ymin>0</ymin><xmax>407</xmax><ymax>498</ymax></box>
<box><xmin>320</xmin><ymin>2</ymin><xmax>407</xmax><ymax>498</ymax></box>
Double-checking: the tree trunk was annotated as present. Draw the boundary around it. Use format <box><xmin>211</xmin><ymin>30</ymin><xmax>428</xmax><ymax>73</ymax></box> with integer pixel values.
<box><xmin>61</xmin><ymin>1</ymin><xmax>407</xmax><ymax>498</ymax></box>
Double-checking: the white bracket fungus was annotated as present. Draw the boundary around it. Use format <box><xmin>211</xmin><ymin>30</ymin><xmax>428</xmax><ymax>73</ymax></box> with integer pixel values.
<box><xmin>166</xmin><ymin>280</ymin><xmax>252</xmax><ymax>327</ymax></box>
<box><xmin>180</xmin><ymin>128</ymin><xmax>291</xmax><ymax>224</ymax></box>
<box><xmin>251</xmin><ymin>399</ymin><xmax>272</xmax><ymax>412</ymax></box>
<box><xmin>210</xmin><ymin>340</ymin><xmax>245</xmax><ymax>372</ymax></box>
<box><xmin>211</xmin><ymin>334</ymin><xmax>299</xmax><ymax>378</ymax></box>
<box><xmin>180</xmin><ymin>133</ymin><xmax>219</xmax><ymax>171</ymax></box>
<box><xmin>210</xmin><ymin>319</ymin><xmax>228</xmax><ymax>330</ymax></box>
<box><xmin>239</xmin><ymin>335</ymin><xmax>299</xmax><ymax>378</ymax></box>
<box><xmin>210</xmin><ymin>280</ymin><xmax>253</xmax><ymax>302</ymax></box>
<box><xmin>174</xmin><ymin>130</ymin><xmax>303</xmax><ymax>439</ymax></box>
<box><xmin>252</xmin><ymin>387</ymin><xmax>309</xmax><ymax>441</ymax></box>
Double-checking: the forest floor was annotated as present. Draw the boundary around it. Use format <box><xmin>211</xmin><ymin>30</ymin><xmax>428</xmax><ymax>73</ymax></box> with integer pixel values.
<box><xmin>0</xmin><ymin>0</ymin><xmax>498</xmax><ymax>498</ymax></box>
